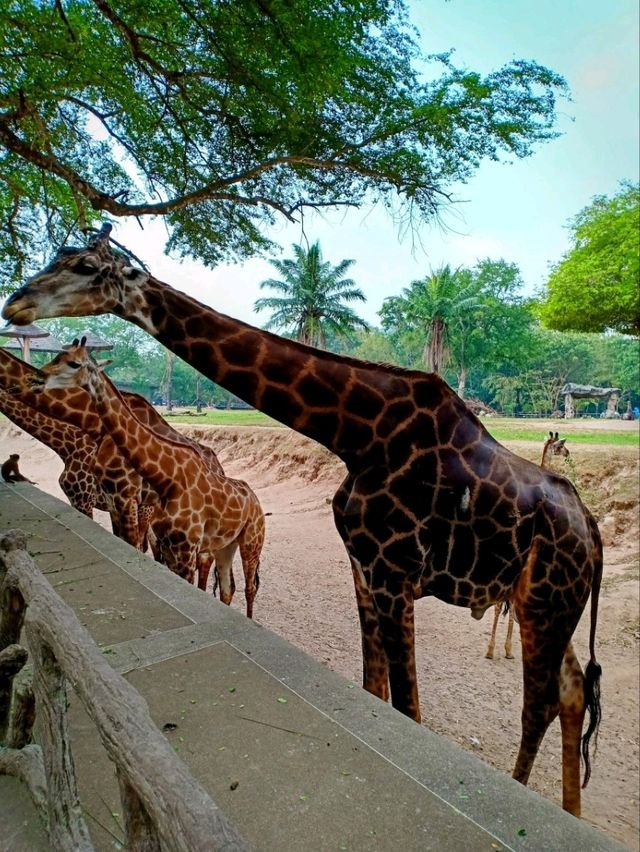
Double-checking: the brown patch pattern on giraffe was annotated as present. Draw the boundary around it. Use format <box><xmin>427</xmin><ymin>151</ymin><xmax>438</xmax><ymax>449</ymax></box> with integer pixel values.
<box><xmin>41</xmin><ymin>341</ymin><xmax>265</xmax><ymax>617</ymax></box>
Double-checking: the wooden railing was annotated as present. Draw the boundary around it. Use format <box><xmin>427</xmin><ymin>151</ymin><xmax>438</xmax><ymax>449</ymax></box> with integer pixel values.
<box><xmin>0</xmin><ymin>529</ymin><xmax>250</xmax><ymax>851</ymax></box>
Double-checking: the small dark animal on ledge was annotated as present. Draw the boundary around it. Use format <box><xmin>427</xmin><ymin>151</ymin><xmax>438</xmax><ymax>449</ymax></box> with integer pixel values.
<box><xmin>1</xmin><ymin>454</ymin><xmax>35</xmax><ymax>484</ymax></box>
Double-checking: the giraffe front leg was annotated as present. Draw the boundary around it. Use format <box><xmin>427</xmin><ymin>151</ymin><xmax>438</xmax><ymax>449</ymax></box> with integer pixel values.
<box><xmin>196</xmin><ymin>551</ymin><xmax>215</xmax><ymax>592</ymax></box>
<box><xmin>213</xmin><ymin>544</ymin><xmax>237</xmax><ymax>606</ymax></box>
<box><xmin>159</xmin><ymin>537</ymin><xmax>198</xmax><ymax>584</ymax></box>
<box><xmin>349</xmin><ymin>559</ymin><xmax>389</xmax><ymax>703</ymax></box>
<box><xmin>239</xmin><ymin>543</ymin><xmax>261</xmax><ymax>620</ymax></box>
<box><xmin>113</xmin><ymin>497</ymin><xmax>141</xmax><ymax>549</ymax></box>
<box><xmin>373</xmin><ymin>574</ymin><xmax>420</xmax><ymax>722</ymax></box>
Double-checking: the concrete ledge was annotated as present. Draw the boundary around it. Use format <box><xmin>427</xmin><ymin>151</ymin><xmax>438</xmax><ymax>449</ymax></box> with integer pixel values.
<box><xmin>0</xmin><ymin>482</ymin><xmax>625</xmax><ymax>851</ymax></box>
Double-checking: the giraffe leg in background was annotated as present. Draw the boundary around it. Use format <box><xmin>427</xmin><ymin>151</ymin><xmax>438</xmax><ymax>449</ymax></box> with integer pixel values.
<box><xmin>485</xmin><ymin>603</ymin><xmax>502</xmax><ymax>659</ymax></box>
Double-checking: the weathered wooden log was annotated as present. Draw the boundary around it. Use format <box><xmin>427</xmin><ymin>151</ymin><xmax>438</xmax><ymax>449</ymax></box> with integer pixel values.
<box><xmin>0</xmin><ymin>743</ymin><xmax>49</xmax><ymax>826</ymax></box>
<box><xmin>0</xmin><ymin>643</ymin><xmax>28</xmax><ymax>743</ymax></box>
<box><xmin>8</xmin><ymin>666</ymin><xmax>36</xmax><ymax>749</ymax></box>
<box><xmin>28</xmin><ymin>628</ymin><xmax>93</xmax><ymax>851</ymax></box>
<box><xmin>0</xmin><ymin>529</ymin><xmax>250</xmax><ymax>852</ymax></box>
<box><xmin>116</xmin><ymin>766</ymin><xmax>162</xmax><ymax>852</ymax></box>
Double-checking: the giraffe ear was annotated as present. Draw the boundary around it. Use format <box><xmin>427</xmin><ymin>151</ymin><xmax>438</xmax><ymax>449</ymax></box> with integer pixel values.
<box><xmin>95</xmin><ymin>358</ymin><xmax>113</xmax><ymax>371</ymax></box>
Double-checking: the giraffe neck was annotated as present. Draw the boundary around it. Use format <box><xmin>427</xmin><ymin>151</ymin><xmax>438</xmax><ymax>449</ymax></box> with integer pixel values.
<box><xmin>0</xmin><ymin>390</ymin><xmax>90</xmax><ymax>462</ymax></box>
<box><xmin>123</xmin><ymin>275</ymin><xmax>430</xmax><ymax>462</ymax></box>
<box><xmin>88</xmin><ymin>370</ymin><xmax>197</xmax><ymax>495</ymax></box>
<box><xmin>0</xmin><ymin>349</ymin><xmax>101</xmax><ymax>437</ymax></box>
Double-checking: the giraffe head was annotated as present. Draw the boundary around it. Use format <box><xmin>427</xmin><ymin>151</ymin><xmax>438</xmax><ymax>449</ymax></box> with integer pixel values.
<box><xmin>544</xmin><ymin>430</ymin><xmax>570</xmax><ymax>459</ymax></box>
<box><xmin>2</xmin><ymin>225</ymin><xmax>152</xmax><ymax>330</ymax></box>
<box><xmin>40</xmin><ymin>337</ymin><xmax>112</xmax><ymax>394</ymax></box>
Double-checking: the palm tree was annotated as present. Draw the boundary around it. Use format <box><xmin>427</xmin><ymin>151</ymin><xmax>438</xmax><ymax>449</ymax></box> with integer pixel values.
<box><xmin>385</xmin><ymin>265</ymin><xmax>487</xmax><ymax>396</ymax></box>
<box><xmin>254</xmin><ymin>242</ymin><xmax>368</xmax><ymax>348</ymax></box>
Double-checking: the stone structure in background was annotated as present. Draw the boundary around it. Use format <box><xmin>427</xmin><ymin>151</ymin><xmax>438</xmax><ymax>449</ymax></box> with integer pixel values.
<box><xmin>560</xmin><ymin>383</ymin><xmax>622</xmax><ymax>419</ymax></box>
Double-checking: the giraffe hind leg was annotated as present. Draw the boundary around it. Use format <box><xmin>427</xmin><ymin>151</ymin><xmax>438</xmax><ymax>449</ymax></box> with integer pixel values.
<box><xmin>512</xmin><ymin>602</ymin><xmax>585</xmax><ymax>813</ymax></box>
<box><xmin>559</xmin><ymin>642</ymin><xmax>586</xmax><ymax>817</ymax></box>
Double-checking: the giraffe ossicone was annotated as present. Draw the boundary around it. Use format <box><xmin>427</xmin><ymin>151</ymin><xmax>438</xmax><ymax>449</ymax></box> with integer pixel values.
<box><xmin>3</xmin><ymin>227</ymin><xmax>603</xmax><ymax>816</ymax></box>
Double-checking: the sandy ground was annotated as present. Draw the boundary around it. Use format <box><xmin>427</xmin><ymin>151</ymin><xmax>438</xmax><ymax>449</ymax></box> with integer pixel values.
<box><xmin>1</xmin><ymin>420</ymin><xmax>638</xmax><ymax>849</ymax></box>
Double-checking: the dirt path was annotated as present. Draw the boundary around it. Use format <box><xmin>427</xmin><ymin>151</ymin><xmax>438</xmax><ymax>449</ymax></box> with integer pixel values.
<box><xmin>1</xmin><ymin>422</ymin><xmax>638</xmax><ymax>848</ymax></box>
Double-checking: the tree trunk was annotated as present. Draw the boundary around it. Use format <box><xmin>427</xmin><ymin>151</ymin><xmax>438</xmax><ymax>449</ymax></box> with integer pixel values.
<box><xmin>164</xmin><ymin>352</ymin><xmax>174</xmax><ymax>412</ymax></box>
<box><xmin>425</xmin><ymin>318</ymin><xmax>447</xmax><ymax>374</ymax></box>
<box><xmin>457</xmin><ymin>365</ymin><xmax>467</xmax><ymax>400</ymax></box>
<box><xmin>195</xmin><ymin>373</ymin><xmax>202</xmax><ymax>413</ymax></box>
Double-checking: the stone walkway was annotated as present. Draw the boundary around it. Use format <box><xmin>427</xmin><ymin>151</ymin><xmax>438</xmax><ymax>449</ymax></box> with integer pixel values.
<box><xmin>0</xmin><ymin>482</ymin><xmax>624</xmax><ymax>851</ymax></box>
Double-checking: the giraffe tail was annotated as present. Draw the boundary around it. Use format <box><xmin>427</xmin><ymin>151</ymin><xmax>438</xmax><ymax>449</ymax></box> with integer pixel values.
<box><xmin>581</xmin><ymin>523</ymin><xmax>603</xmax><ymax>789</ymax></box>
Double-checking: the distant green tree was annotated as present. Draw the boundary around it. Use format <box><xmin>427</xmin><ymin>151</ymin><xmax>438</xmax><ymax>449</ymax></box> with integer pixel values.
<box><xmin>0</xmin><ymin>0</ymin><xmax>568</xmax><ymax>292</ymax></box>
<box><xmin>254</xmin><ymin>242</ymin><xmax>368</xmax><ymax>347</ymax></box>
<box><xmin>380</xmin><ymin>264</ymin><xmax>487</xmax><ymax>389</ymax></box>
<box><xmin>540</xmin><ymin>182</ymin><xmax>640</xmax><ymax>336</ymax></box>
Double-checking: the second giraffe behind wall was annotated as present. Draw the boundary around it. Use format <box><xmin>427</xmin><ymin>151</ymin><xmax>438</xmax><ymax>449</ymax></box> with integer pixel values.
<box><xmin>40</xmin><ymin>340</ymin><xmax>266</xmax><ymax>618</ymax></box>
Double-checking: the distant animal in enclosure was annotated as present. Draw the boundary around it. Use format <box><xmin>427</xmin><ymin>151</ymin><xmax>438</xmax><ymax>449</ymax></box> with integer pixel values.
<box><xmin>541</xmin><ymin>431</ymin><xmax>570</xmax><ymax>467</ymax></box>
<box><xmin>3</xmin><ymin>224</ymin><xmax>603</xmax><ymax>816</ymax></box>
<box><xmin>1</xmin><ymin>453</ymin><xmax>34</xmax><ymax>484</ymax></box>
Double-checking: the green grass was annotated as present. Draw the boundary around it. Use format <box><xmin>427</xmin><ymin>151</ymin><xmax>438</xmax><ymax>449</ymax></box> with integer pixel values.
<box><xmin>484</xmin><ymin>425</ymin><xmax>638</xmax><ymax>446</ymax></box>
<box><xmin>163</xmin><ymin>411</ymin><xmax>638</xmax><ymax>445</ymax></box>
<box><xmin>162</xmin><ymin>409</ymin><xmax>282</xmax><ymax>427</ymax></box>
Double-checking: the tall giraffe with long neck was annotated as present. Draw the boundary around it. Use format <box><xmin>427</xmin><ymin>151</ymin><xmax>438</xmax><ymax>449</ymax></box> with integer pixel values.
<box><xmin>40</xmin><ymin>340</ymin><xmax>265</xmax><ymax>617</ymax></box>
<box><xmin>3</xmin><ymin>226</ymin><xmax>602</xmax><ymax>815</ymax></box>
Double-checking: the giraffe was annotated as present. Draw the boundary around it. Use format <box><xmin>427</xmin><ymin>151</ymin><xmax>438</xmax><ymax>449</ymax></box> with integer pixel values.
<box><xmin>541</xmin><ymin>431</ymin><xmax>570</xmax><ymax>468</ymax></box>
<box><xmin>39</xmin><ymin>340</ymin><xmax>265</xmax><ymax>617</ymax></box>
<box><xmin>2</xmin><ymin>227</ymin><xmax>603</xmax><ymax>815</ymax></box>
<box><xmin>0</xmin><ymin>346</ymin><xmax>222</xmax><ymax>547</ymax></box>
<box><xmin>0</xmin><ymin>388</ymin><xmax>98</xmax><ymax>515</ymax></box>
<box><xmin>485</xmin><ymin>431</ymin><xmax>572</xmax><ymax>660</ymax></box>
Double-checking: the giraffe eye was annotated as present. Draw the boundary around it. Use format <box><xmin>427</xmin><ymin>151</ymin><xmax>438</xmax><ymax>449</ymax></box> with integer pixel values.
<box><xmin>72</xmin><ymin>260</ymin><xmax>100</xmax><ymax>276</ymax></box>
<box><xmin>67</xmin><ymin>360</ymin><xmax>81</xmax><ymax>369</ymax></box>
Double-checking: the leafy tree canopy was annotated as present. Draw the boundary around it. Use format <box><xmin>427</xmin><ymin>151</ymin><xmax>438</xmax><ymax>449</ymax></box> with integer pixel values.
<box><xmin>540</xmin><ymin>182</ymin><xmax>640</xmax><ymax>336</ymax></box>
<box><xmin>0</xmin><ymin>0</ymin><xmax>567</xmax><ymax>291</ymax></box>
<box><xmin>254</xmin><ymin>241</ymin><xmax>368</xmax><ymax>347</ymax></box>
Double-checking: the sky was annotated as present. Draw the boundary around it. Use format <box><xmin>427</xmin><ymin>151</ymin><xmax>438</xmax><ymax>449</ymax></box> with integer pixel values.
<box><xmin>114</xmin><ymin>0</ymin><xmax>640</xmax><ymax>328</ymax></box>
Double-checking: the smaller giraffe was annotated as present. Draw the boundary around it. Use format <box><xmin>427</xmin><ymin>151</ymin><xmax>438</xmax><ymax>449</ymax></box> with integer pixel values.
<box><xmin>41</xmin><ymin>340</ymin><xmax>266</xmax><ymax>617</ymax></box>
<box><xmin>541</xmin><ymin>431</ymin><xmax>570</xmax><ymax>468</ymax></box>
<box><xmin>486</xmin><ymin>431</ymin><xmax>572</xmax><ymax>660</ymax></box>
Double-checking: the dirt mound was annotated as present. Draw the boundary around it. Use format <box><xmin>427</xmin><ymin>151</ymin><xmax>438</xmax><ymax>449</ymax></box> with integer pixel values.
<box><xmin>177</xmin><ymin>425</ymin><xmax>639</xmax><ymax>534</ymax></box>
<box><xmin>174</xmin><ymin>424</ymin><xmax>346</xmax><ymax>486</ymax></box>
